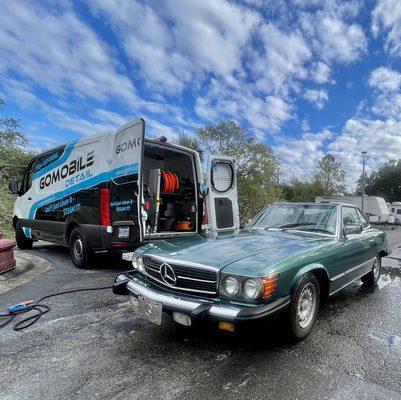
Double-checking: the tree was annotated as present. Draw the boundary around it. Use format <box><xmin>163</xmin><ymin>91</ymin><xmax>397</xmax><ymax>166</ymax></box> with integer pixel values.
<box><xmin>281</xmin><ymin>178</ymin><xmax>326</xmax><ymax>202</ymax></box>
<box><xmin>0</xmin><ymin>98</ymin><xmax>35</xmax><ymax>237</ymax></box>
<box><xmin>314</xmin><ymin>154</ymin><xmax>346</xmax><ymax>194</ymax></box>
<box><xmin>174</xmin><ymin>132</ymin><xmax>204</xmax><ymax>161</ymax></box>
<box><xmin>177</xmin><ymin>121</ymin><xmax>282</xmax><ymax>224</ymax></box>
<box><xmin>358</xmin><ymin>160</ymin><xmax>401</xmax><ymax>202</ymax></box>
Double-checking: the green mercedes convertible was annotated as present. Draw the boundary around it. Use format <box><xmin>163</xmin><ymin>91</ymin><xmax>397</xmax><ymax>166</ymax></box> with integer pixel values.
<box><xmin>113</xmin><ymin>202</ymin><xmax>389</xmax><ymax>340</ymax></box>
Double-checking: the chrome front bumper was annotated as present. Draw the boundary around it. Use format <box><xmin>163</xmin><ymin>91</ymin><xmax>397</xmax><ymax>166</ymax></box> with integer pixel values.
<box><xmin>113</xmin><ymin>272</ymin><xmax>290</xmax><ymax>323</ymax></box>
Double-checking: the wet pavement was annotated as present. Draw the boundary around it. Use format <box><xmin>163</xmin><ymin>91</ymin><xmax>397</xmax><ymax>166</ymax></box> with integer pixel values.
<box><xmin>1</xmin><ymin>236</ymin><xmax>401</xmax><ymax>400</ymax></box>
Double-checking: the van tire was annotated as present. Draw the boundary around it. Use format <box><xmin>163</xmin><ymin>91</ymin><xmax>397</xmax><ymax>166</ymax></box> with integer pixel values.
<box><xmin>69</xmin><ymin>227</ymin><xmax>93</xmax><ymax>268</ymax></box>
<box><xmin>15</xmin><ymin>221</ymin><xmax>33</xmax><ymax>250</ymax></box>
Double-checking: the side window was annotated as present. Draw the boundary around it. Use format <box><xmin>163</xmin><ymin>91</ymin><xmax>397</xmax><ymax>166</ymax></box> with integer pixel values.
<box><xmin>357</xmin><ymin>209</ymin><xmax>370</xmax><ymax>229</ymax></box>
<box><xmin>20</xmin><ymin>160</ymin><xmax>35</xmax><ymax>195</ymax></box>
<box><xmin>342</xmin><ymin>207</ymin><xmax>360</xmax><ymax>227</ymax></box>
<box><xmin>391</xmin><ymin>208</ymin><xmax>395</xmax><ymax>213</ymax></box>
<box><xmin>397</xmin><ymin>209</ymin><xmax>401</xmax><ymax>215</ymax></box>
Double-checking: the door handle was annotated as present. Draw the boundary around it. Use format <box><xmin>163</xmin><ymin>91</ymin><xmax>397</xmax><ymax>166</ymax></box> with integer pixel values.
<box><xmin>28</xmin><ymin>197</ymin><xmax>32</xmax><ymax>200</ymax></box>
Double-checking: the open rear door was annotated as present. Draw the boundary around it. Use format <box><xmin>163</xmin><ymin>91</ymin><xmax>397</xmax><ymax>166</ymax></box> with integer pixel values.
<box><xmin>110</xmin><ymin>119</ymin><xmax>145</xmax><ymax>242</ymax></box>
<box><xmin>206</xmin><ymin>156</ymin><xmax>239</xmax><ymax>234</ymax></box>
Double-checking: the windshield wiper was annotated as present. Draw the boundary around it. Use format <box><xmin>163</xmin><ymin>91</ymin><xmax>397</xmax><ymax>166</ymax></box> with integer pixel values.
<box><xmin>278</xmin><ymin>222</ymin><xmax>315</xmax><ymax>229</ymax></box>
<box><xmin>294</xmin><ymin>227</ymin><xmax>334</xmax><ymax>234</ymax></box>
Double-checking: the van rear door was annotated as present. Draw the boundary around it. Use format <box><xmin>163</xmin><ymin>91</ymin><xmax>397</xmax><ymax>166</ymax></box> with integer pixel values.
<box><xmin>206</xmin><ymin>156</ymin><xmax>239</xmax><ymax>234</ymax></box>
<box><xmin>110</xmin><ymin>119</ymin><xmax>145</xmax><ymax>242</ymax></box>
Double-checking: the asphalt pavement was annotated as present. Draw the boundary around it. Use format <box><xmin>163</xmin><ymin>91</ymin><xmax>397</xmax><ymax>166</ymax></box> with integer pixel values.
<box><xmin>1</xmin><ymin>228</ymin><xmax>401</xmax><ymax>400</ymax></box>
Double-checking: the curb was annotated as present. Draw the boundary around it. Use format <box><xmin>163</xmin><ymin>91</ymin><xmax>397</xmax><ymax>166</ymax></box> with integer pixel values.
<box><xmin>0</xmin><ymin>251</ymin><xmax>53</xmax><ymax>295</ymax></box>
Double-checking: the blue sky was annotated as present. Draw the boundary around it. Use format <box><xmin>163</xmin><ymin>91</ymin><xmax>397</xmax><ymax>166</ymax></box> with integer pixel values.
<box><xmin>1</xmin><ymin>0</ymin><xmax>401</xmax><ymax>188</ymax></box>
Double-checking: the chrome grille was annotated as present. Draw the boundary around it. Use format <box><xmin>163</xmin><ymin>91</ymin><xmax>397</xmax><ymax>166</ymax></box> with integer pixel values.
<box><xmin>142</xmin><ymin>256</ymin><xmax>218</xmax><ymax>296</ymax></box>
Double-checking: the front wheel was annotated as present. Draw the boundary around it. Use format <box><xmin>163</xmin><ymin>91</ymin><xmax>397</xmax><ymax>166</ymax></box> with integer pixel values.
<box><xmin>288</xmin><ymin>273</ymin><xmax>320</xmax><ymax>341</ymax></box>
<box><xmin>69</xmin><ymin>227</ymin><xmax>93</xmax><ymax>268</ymax></box>
<box><xmin>361</xmin><ymin>256</ymin><xmax>381</xmax><ymax>287</ymax></box>
<box><xmin>15</xmin><ymin>221</ymin><xmax>33</xmax><ymax>250</ymax></box>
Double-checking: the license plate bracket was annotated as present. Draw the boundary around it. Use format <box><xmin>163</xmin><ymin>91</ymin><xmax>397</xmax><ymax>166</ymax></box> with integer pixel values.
<box><xmin>138</xmin><ymin>295</ymin><xmax>162</xmax><ymax>325</ymax></box>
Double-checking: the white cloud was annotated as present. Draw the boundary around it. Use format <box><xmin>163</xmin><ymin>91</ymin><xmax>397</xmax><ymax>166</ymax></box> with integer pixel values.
<box><xmin>252</xmin><ymin>23</ymin><xmax>312</xmax><ymax>96</ymax></box>
<box><xmin>299</xmin><ymin>5</ymin><xmax>367</xmax><ymax>64</ymax></box>
<box><xmin>0</xmin><ymin>1</ymin><xmax>137</xmax><ymax>105</ymax></box>
<box><xmin>311</xmin><ymin>62</ymin><xmax>332</xmax><ymax>84</ymax></box>
<box><xmin>369</xmin><ymin>67</ymin><xmax>401</xmax><ymax>91</ymax></box>
<box><xmin>89</xmin><ymin>0</ymin><xmax>260</xmax><ymax>94</ymax></box>
<box><xmin>303</xmin><ymin>89</ymin><xmax>329</xmax><ymax>109</ymax></box>
<box><xmin>274</xmin><ymin>129</ymin><xmax>333</xmax><ymax>179</ymax></box>
<box><xmin>372</xmin><ymin>0</ymin><xmax>401</xmax><ymax>56</ymax></box>
<box><xmin>328</xmin><ymin>117</ymin><xmax>401</xmax><ymax>186</ymax></box>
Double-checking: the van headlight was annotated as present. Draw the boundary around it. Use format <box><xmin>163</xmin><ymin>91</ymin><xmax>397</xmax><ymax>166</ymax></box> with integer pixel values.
<box><xmin>132</xmin><ymin>254</ymin><xmax>145</xmax><ymax>273</ymax></box>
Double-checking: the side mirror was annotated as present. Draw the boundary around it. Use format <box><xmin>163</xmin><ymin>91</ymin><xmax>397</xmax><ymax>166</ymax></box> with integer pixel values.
<box><xmin>344</xmin><ymin>224</ymin><xmax>362</xmax><ymax>236</ymax></box>
<box><xmin>8</xmin><ymin>180</ymin><xmax>21</xmax><ymax>195</ymax></box>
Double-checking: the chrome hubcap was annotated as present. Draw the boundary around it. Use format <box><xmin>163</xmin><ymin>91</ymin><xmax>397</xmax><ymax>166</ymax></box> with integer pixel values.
<box><xmin>73</xmin><ymin>237</ymin><xmax>84</xmax><ymax>260</ymax></box>
<box><xmin>297</xmin><ymin>283</ymin><xmax>317</xmax><ymax>329</ymax></box>
<box><xmin>373</xmin><ymin>259</ymin><xmax>380</xmax><ymax>279</ymax></box>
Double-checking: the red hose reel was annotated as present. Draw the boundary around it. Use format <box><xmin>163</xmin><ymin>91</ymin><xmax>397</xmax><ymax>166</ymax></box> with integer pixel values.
<box><xmin>161</xmin><ymin>171</ymin><xmax>179</xmax><ymax>193</ymax></box>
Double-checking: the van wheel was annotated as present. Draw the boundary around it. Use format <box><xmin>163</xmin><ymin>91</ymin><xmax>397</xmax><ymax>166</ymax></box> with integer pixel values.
<box><xmin>15</xmin><ymin>221</ymin><xmax>33</xmax><ymax>250</ymax></box>
<box><xmin>69</xmin><ymin>227</ymin><xmax>93</xmax><ymax>268</ymax></box>
<box><xmin>288</xmin><ymin>273</ymin><xmax>320</xmax><ymax>341</ymax></box>
<box><xmin>361</xmin><ymin>256</ymin><xmax>381</xmax><ymax>287</ymax></box>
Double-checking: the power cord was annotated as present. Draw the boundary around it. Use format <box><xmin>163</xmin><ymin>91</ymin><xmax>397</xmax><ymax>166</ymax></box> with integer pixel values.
<box><xmin>0</xmin><ymin>286</ymin><xmax>112</xmax><ymax>332</ymax></box>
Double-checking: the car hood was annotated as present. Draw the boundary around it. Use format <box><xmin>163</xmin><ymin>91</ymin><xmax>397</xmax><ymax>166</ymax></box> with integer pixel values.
<box><xmin>139</xmin><ymin>229</ymin><xmax>335</xmax><ymax>276</ymax></box>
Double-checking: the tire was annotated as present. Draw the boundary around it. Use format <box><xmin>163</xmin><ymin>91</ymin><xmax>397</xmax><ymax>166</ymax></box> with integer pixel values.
<box><xmin>361</xmin><ymin>256</ymin><xmax>381</xmax><ymax>287</ymax></box>
<box><xmin>15</xmin><ymin>221</ymin><xmax>33</xmax><ymax>250</ymax></box>
<box><xmin>69</xmin><ymin>227</ymin><xmax>93</xmax><ymax>268</ymax></box>
<box><xmin>288</xmin><ymin>273</ymin><xmax>320</xmax><ymax>341</ymax></box>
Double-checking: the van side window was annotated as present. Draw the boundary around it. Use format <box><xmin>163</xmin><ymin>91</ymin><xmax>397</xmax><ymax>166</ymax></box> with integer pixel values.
<box><xmin>20</xmin><ymin>160</ymin><xmax>35</xmax><ymax>195</ymax></box>
<box><xmin>342</xmin><ymin>207</ymin><xmax>360</xmax><ymax>227</ymax></box>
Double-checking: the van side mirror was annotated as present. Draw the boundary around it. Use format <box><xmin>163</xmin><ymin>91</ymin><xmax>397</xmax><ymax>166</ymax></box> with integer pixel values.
<box><xmin>8</xmin><ymin>180</ymin><xmax>21</xmax><ymax>195</ymax></box>
<box><xmin>344</xmin><ymin>224</ymin><xmax>362</xmax><ymax>236</ymax></box>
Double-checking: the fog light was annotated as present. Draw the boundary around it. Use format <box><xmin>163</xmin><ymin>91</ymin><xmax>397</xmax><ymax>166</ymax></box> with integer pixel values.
<box><xmin>219</xmin><ymin>321</ymin><xmax>234</xmax><ymax>332</ymax></box>
<box><xmin>173</xmin><ymin>312</ymin><xmax>191</xmax><ymax>326</ymax></box>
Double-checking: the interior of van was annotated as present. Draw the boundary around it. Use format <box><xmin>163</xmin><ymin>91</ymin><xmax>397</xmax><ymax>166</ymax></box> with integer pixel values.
<box><xmin>142</xmin><ymin>141</ymin><xmax>198</xmax><ymax>237</ymax></box>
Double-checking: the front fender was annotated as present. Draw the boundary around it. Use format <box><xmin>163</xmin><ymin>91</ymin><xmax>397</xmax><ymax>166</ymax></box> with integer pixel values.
<box><xmin>290</xmin><ymin>262</ymin><xmax>329</xmax><ymax>290</ymax></box>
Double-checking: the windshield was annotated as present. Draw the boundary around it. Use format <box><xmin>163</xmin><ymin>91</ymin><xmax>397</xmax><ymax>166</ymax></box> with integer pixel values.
<box><xmin>251</xmin><ymin>204</ymin><xmax>338</xmax><ymax>235</ymax></box>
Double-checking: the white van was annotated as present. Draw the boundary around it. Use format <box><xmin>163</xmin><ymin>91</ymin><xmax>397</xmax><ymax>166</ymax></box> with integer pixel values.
<box><xmin>8</xmin><ymin>119</ymin><xmax>239</xmax><ymax>267</ymax></box>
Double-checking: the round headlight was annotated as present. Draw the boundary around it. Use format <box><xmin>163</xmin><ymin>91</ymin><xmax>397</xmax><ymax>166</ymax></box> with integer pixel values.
<box><xmin>224</xmin><ymin>276</ymin><xmax>240</xmax><ymax>296</ymax></box>
<box><xmin>243</xmin><ymin>278</ymin><xmax>262</xmax><ymax>299</ymax></box>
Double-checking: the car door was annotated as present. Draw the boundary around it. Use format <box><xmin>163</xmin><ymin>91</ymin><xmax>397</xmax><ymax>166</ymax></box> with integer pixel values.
<box><xmin>332</xmin><ymin>206</ymin><xmax>375</xmax><ymax>288</ymax></box>
<box><xmin>205</xmin><ymin>156</ymin><xmax>239</xmax><ymax>234</ymax></box>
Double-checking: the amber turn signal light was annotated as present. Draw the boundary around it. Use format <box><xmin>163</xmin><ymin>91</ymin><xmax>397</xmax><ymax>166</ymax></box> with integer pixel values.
<box><xmin>219</xmin><ymin>321</ymin><xmax>235</xmax><ymax>332</ymax></box>
<box><xmin>262</xmin><ymin>274</ymin><xmax>279</xmax><ymax>298</ymax></box>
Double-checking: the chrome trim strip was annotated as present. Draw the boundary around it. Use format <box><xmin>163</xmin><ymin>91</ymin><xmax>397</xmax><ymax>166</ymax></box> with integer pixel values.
<box><xmin>116</xmin><ymin>274</ymin><xmax>240</xmax><ymax>318</ymax></box>
<box><xmin>329</xmin><ymin>257</ymin><xmax>375</xmax><ymax>282</ymax></box>
<box><xmin>177</xmin><ymin>275</ymin><xmax>217</xmax><ymax>284</ymax></box>
<box><xmin>144</xmin><ymin>254</ymin><xmax>219</xmax><ymax>272</ymax></box>
<box><xmin>329</xmin><ymin>270</ymin><xmax>371</xmax><ymax>296</ymax></box>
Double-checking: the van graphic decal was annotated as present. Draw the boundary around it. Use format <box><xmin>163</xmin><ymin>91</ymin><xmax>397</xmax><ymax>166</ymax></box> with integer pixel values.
<box><xmin>39</xmin><ymin>149</ymin><xmax>95</xmax><ymax>190</ymax></box>
<box><xmin>28</xmin><ymin>162</ymin><xmax>139</xmax><ymax>220</ymax></box>
<box><xmin>33</xmin><ymin>140</ymin><xmax>78</xmax><ymax>180</ymax></box>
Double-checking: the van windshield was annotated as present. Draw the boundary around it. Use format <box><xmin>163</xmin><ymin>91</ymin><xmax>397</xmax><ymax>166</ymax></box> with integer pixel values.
<box><xmin>251</xmin><ymin>204</ymin><xmax>337</xmax><ymax>235</ymax></box>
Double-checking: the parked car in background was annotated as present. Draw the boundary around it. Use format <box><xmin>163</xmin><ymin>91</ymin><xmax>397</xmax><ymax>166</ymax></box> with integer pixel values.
<box><xmin>113</xmin><ymin>202</ymin><xmax>389</xmax><ymax>340</ymax></box>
